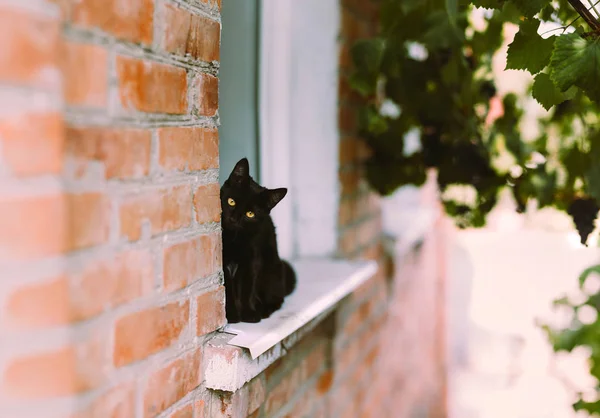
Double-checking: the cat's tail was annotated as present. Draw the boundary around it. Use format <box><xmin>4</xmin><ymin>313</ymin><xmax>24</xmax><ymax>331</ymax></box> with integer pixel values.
<box><xmin>282</xmin><ymin>260</ymin><xmax>296</xmax><ymax>296</ymax></box>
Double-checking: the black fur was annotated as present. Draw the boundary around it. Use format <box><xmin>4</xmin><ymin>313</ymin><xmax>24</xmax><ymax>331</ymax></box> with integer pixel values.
<box><xmin>220</xmin><ymin>158</ymin><xmax>296</xmax><ymax>323</ymax></box>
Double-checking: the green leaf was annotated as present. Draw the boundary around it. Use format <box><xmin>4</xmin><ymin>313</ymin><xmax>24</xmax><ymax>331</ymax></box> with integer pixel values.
<box><xmin>469</xmin><ymin>0</ymin><xmax>504</xmax><ymax>9</ymax></box>
<box><xmin>358</xmin><ymin>106</ymin><xmax>388</xmax><ymax>135</ymax></box>
<box><xmin>498</xmin><ymin>1</ymin><xmax>524</xmax><ymax>24</ymax></box>
<box><xmin>586</xmin><ymin>164</ymin><xmax>600</xmax><ymax>203</ymax></box>
<box><xmin>351</xmin><ymin>39</ymin><xmax>386</xmax><ymax>75</ymax></box>
<box><xmin>585</xmin><ymin>132</ymin><xmax>600</xmax><ymax>202</ymax></box>
<box><xmin>446</xmin><ymin>0</ymin><xmax>458</xmax><ymax>24</ymax></box>
<box><xmin>553</xmin><ymin>295</ymin><xmax>571</xmax><ymax>306</ymax></box>
<box><xmin>506</xmin><ymin>19</ymin><xmax>555</xmax><ymax>74</ymax></box>
<box><xmin>511</xmin><ymin>0</ymin><xmax>545</xmax><ymax>18</ymax></box>
<box><xmin>532</xmin><ymin>72</ymin><xmax>568</xmax><ymax>110</ymax></box>
<box><xmin>421</xmin><ymin>10</ymin><xmax>462</xmax><ymax>49</ymax></box>
<box><xmin>471</xmin><ymin>14</ymin><xmax>504</xmax><ymax>56</ymax></box>
<box><xmin>399</xmin><ymin>0</ymin><xmax>422</xmax><ymax>15</ymax></box>
<box><xmin>579</xmin><ymin>264</ymin><xmax>600</xmax><ymax>288</ymax></box>
<box><xmin>550</xmin><ymin>33</ymin><xmax>600</xmax><ymax>103</ymax></box>
<box><xmin>549</xmin><ymin>326</ymin><xmax>587</xmax><ymax>352</ymax></box>
<box><xmin>348</xmin><ymin>72</ymin><xmax>377</xmax><ymax>97</ymax></box>
<box><xmin>574</xmin><ymin>399</ymin><xmax>600</xmax><ymax>414</ymax></box>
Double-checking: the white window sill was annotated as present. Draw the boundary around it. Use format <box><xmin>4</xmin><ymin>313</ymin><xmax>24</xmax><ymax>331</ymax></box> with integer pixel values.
<box><xmin>204</xmin><ymin>258</ymin><xmax>377</xmax><ymax>391</ymax></box>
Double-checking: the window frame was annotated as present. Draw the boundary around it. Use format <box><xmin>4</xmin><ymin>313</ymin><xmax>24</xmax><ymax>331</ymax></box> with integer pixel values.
<box><xmin>258</xmin><ymin>0</ymin><xmax>341</xmax><ymax>260</ymax></box>
<box><xmin>257</xmin><ymin>0</ymin><xmax>295</xmax><ymax>259</ymax></box>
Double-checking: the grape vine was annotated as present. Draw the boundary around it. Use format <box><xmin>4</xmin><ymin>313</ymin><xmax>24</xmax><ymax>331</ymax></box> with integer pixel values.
<box><xmin>348</xmin><ymin>0</ymin><xmax>600</xmax><ymax>413</ymax></box>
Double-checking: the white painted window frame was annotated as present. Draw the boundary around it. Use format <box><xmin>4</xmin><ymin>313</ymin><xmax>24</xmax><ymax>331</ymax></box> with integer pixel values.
<box><xmin>258</xmin><ymin>0</ymin><xmax>294</xmax><ymax>260</ymax></box>
<box><xmin>259</xmin><ymin>0</ymin><xmax>341</xmax><ymax>260</ymax></box>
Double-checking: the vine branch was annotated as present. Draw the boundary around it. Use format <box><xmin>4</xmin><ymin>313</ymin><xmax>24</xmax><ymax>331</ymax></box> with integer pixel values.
<box><xmin>567</xmin><ymin>0</ymin><xmax>600</xmax><ymax>31</ymax></box>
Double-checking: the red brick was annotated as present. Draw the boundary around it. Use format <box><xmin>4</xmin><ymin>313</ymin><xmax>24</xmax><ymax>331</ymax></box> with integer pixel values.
<box><xmin>338</xmin><ymin>229</ymin><xmax>357</xmax><ymax>256</ymax></box>
<box><xmin>68</xmin><ymin>193</ymin><xmax>110</xmax><ymax>250</ymax></box>
<box><xmin>360</xmin><ymin>239</ymin><xmax>384</xmax><ymax>261</ymax></box>
<box><xmin>169</xmin><ymin>404</ymin><xmax>193</xmax><ymax>418</ymax></box>
<box><xmin>66</xmin><ymin>126</ymin><xmax>152</xmax><ymax>179</ymax></box>
<box><xmin>116</xmin><ymin>57</ymin><xmax>188</xmax><ymax>114</ymax></box>
<box><xmin>283</xmin><ymin>372</ymin><xmax>330</xmax><ymax>418</ymax></box>
<box><xmin>158</xmin><ymin>127</ymin><xmax>219</xmax><ymax>172</ymax></box>
<box><xmin>367</xmin><ymin>191</ymin><xmax>381</xmax><ymax>212</ymax></box>
<box><xmin>193</xmin><ymin>183</ymin><xmax>221</xmax><ymax>224</ymax></box>
<box><xmin>317</xmin><ymin>370</ymin><xmax>334</xmax><ymax>394</ymax></box>
<box><xmin>49</xmin><ymin>0</ymin><xmax>71</xmax><ymax>20</ymax></box>
<box><xmin>341</xmin><ymin>137</ymin><xmax>371</xmax><ymax>165</ymax></box>
<box><xmin>4</xmin><ymin>250</ymin><xmax>153</xmax><ymax>329</ymax></box>
<box><xmin>339</xmin><ymin>43</ymin><xmax>352</xmax><ymax>70</ymax></box>
<box><xmin>163</xmin><ymin>234</ymin><xmax>222</xmax><ymax>291</ymax></box>
<box><xmin>339</xmin><ymin>137</ymin><xmax>358</xmax><ymax>167</ymax></box>
<box><xmin>120</xmin><ymin>185</ymin><xmax>192</xmax><ymax>241</ymax></box>
<box><xmin>356</xmin><ymin>137</ymin><xmax>373</xmax><ymax>160</ymax></box>
<box><xmin>339</xmin><ymin>291</ymin><xmax>383</xmax><ymax>340</ymax></box>
<box><xmin>196</xmin><ymin>73</ymin><xmax>218</xmax><ymax>116</ymax></box>
<box><xmin>71</xmin><ymin>250</ymin><xmax>154</xmax><ymax>320</ymax></box>
<box><xmin>72</xmin><ymin>0</ymin><xmax>154</xmax><ymax>44</ymax></box>
<box><xmin>339</xmin><ymin>105</ymin><xmax>357</xmax><ymax>133</ymax></box>
<box><xmin>342</xmin><ymin>0</ymin><xmax>380</xmax><ymax>23</ymax></box>
<box><xmin>0</xmin><ymin>194</ymin><xmax>66</xmax><ymax>261</ymax></box>
<box><xmin>351</xmin><ymin>193</ymin><xmax>366</xmax><ymax>221</ymax></box>
<box><xmin>264</xmin><ymin>367</ymin><xmax>303</xmax><ymax>415</ymax></box>
<box><xmin>212</xmin><ymin>377</ymin><xmax>265</xmax><ymax>418</ymax></box>
<box><xmin>339</xmin><ymin>170</ymin><xmax>360</xmax><ymax>196</ymax></box>
<box><xmin>338</xmin><ymin>198</ymin><xmax>356</xmax><ymax>227</ymax></box>
<box><xmin>341</xmin><ymin>8</ymin><xmax>363</xmax><ymax>43</ymax></box>
<box><xmin>4</xmin><ymin>276</ymin><xmax>70</xmax><ymax>329</ymax></box>
<box><xmin>0</xmin><ymin>7</ymin><xmax>60</xmax><ymax>87</ymax></box>
<box><xmin>143</xmin><ymin>349</ymin><xmax>202</xmax><ymax>418</ymax></box>
<box><xmin>334</xmin><ymin>333</ymin><xmax>366</xmax><ymax>376</ymax></box>
<box><xmin>356</xmin><ymin>215</ymin><xmax>381</xmax><ymax>248</ymax></box>
<box><xmin>303</xmin><ymin>342</ymin><xmax>328</xmax><ymax>379</ymax></box>
<box><xmin>350</xmin><ymin>267</ymin><xmax>386</xmax><ymax>304</ymax></box>
<box><xmin>211</xmin><ymin>377</ymin><xmax>264</xmax><ymax>418</ymax></box>
<box><xmin>3</xmin><ymin>333</ymin><xmax>109</xmax><ymax>398</ymax></box>
<box><xmin>72</xmin><ymin>383</ymin><xmax>135</xmax><ymax>418</ymax></box>
<box><xmin>0</xmin><ymin>112</ymin><xmax>63</xmax><ymax>177</ymax></box>
<box><xmin>247</xmin><ymin>377</ymin><xmax>266</xmax><ymax>415</ymax></box>
<box><xmin>196</xmin><ymin>286</ymin><xmax>226</xmax><ymax>336</ymax></box>
<box><xmin>339</xmin><ymin>76</ymin><xmax>362</xmax><ymax>104</ymax></box>
<box><xmin>161</xmin><ymin>4</ymin><xmax>220</xmax><ymax>62</ymax></box>
<box><xmin>114</xmin><ymin>301</ymin><xmax>190</xmax><ymax>366</ymax></box>
<box><xmin>62</xmin><ymin>42</ymin><xmax>108</xmax><ymax>107</ymax></box>
<box><xmin>194</xmin><ymin>400</ymin><xmax>206</xmax><ymax>418</ymax></box>
<box><xmin>263</xmin><ymin>341</ymin><xmax>327</xmax><ymax>416</ymax></box>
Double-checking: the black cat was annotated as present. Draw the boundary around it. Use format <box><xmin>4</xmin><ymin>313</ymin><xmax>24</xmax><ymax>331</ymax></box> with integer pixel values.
<box><xmin>220</xmin><ymin>158</ymin><xmax>296</xmax><ymax>323</ymax></box>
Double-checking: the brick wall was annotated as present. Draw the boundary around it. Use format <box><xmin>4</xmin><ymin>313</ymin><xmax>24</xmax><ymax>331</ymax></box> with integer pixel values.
<box><xmin>335</xmin><ymin>0</ymin><xmax>449</xmax><ymax>415</ymax></box>
<box><xmin>0</xmin><ymin>0</ymin><xmax>223</xmax><ymax>416</ymax></box>
<box><xmin>0</xmin><ymin>0</ymin><xmax>447</xmax><ymax>417</ymax></box>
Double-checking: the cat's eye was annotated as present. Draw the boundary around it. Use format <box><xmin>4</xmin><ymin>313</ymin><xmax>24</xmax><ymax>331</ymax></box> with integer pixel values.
<box><xmin>246</xmin><ymin>211</ymin><xmax>255</xmax><ymax>218</ymax></box>
<box><xmin>227</xmin><ymin>198</ymin><xmax>236</xmax><ymax>206</ymax></box>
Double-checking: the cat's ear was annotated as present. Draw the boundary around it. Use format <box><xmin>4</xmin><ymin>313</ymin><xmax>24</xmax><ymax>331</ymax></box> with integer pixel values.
<box><xmin>264</xmin><ymin>188</ymin><xmax>287</xmax><ymax>211</ymax></box>
<box><xmin>229</xmin><ymin>158</ymin><xmax>250</xmax><ymax>181</ymax></box>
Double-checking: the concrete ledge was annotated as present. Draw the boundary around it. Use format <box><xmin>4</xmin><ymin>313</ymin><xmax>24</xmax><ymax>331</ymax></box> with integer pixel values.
<box><xmin>204</xmin><ymin>258</ymin><xmax>377</xmax><ymax>392</ymax></box>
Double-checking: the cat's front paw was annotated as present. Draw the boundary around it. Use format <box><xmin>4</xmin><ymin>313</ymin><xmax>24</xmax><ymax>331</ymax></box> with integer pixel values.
<box><xmin>226</xmin><ymin>306</ymin><xmax>241</xmax><ymax>323</ymax></box>
<box><xmin>261</xmin><ymin>298</ymin><xmax>284</xmax><ymax>318</ymax></box>
<box><xmin>240</xmin><ymin>309</ymin><xmax>262</xmax><ymax>323</ymax></box>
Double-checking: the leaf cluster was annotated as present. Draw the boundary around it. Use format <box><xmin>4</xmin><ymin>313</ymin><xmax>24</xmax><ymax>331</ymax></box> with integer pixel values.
<box><xmin>349</xmin><ymin>0</ymin><xmax>600</xmax><ymax>412</ymax></box>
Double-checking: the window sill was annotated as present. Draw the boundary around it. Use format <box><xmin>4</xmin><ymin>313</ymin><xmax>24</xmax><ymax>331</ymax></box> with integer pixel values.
<box><xmin>204</xmin><ymin>258</ymin><xmax>377</xmax><ymax>391</ymax></box>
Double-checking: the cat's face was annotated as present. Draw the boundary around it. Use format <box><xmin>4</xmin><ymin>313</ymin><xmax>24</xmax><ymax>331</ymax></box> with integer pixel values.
<box><xmin>220</xmin><ymin>158</ymin><xmax>287</xmax><ymax>232</ymax></box>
